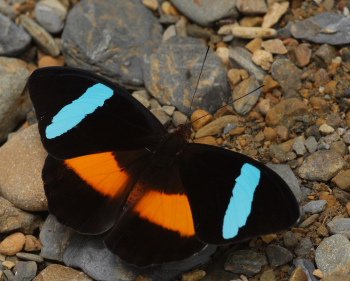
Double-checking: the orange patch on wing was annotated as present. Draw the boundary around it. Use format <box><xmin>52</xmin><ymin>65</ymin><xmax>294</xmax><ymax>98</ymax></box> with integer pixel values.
<box><xmin>65</xmin><ymin>152</ymin><xmax>129</xmax><ymax>197</ymax></box>
<box><xmin>134</xmin><ymin>190</ymin><xmax>195</xmax><ymax>237</ymax></box>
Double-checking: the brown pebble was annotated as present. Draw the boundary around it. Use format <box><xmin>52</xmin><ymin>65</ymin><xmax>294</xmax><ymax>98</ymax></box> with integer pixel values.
<box><xmin>261</xmin><ymin>233</ymin><xmax>277</xmax><ymax>243</ymax></box>
<box><xmin>190</xmin><ymin>110</ymin><xmax>213</xmax><ymax>131</ymax></box>
<box><xmin>229</xmin><ymin>126</ymin><xmax>245</xmax><ymax>136</ymax></box>
<box><xmin>275</xmin><ymin>126</ymin><xmax>289</xmax><ymax>141</ymax></box>
<box><xmin>227</xmin><ymin>68</ymin><xmax>248</xmax><ymax>86</ymax></box>
<box><xmin>262</xmin><ymin>75</ymin><xmax>280</xmax><ymax>93</ymax></box>
<box><xmin>245</xmin><ymin>37</ymin><xmax>262</xmax><ymax>53</ymax></box>
<box><xmin>309</xmin><ymin>97</ymin><xmax>330</xmax><ymax>113</ymax></box>
<box><xmin>0</xmin><ymin>233</ymin><xmax>25</xmax><ymax>256</ymax></box>
<box><xmin>261</xmin><ymin>39</ymin><xmax>287</xmax><ymax>54</ymax></box>
<box><xmin>258</xmin><ymin>98</ymin><xmax>273</xmax><ymax>115</ymax></box>
<box><xmin>193</xmin><ymin>136</ymin><xmax>217</xmax><ymax>146</ymax></box>
<box><xmin>38</xmin><ymin>55</ymin><xmax>65</xmax><ymax>68</ymax></box>
<box><xmin>181</xmin><ymin>269</ymin><xmax>206</xmax><ymax>281</ymax></box>
<box><xmin>264</xmin><ymin>126</ymin><xmax>277</xmax><ymax>141</ymax></box>
<box><xmin>24</xmin><ymin>235</ymin><xmax>42</xmax><ymax>252</ymax></box>
<box><xmin>2</xmin><ymin>261</ymin><xmax>15</xmax><ymax>269</ymax></box>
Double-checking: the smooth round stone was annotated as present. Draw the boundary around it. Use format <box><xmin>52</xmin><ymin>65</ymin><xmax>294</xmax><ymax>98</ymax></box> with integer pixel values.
<box><xmin>35</xmin><ymin>0</ymin><xmax>67</xmax><ymax>34</ymax></box>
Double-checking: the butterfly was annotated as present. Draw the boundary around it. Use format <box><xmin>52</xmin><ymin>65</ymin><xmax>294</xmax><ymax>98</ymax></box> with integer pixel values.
<box><xmin>28</xmin><ymin>66</ymin><xmax>300</xmax><ymax>267</ymax></box>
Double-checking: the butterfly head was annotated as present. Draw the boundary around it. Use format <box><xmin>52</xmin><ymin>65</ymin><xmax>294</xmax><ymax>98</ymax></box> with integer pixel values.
<box><xmin>175</xmin><ymin>123</ymin><xmax>192</xmax><ymax>140</ymax></box>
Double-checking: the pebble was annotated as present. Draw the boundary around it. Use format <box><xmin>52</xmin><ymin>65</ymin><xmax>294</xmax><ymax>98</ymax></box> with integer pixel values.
<box><xmin>35</xmin><ymin>0</ymin><xmax>67</xmax><ymax>34</ymax></box>
<box><xmin>265</xmin><ymin>98</ymin><xmax>308</xmax><ymax>128</ymax></box>
<box><xmin>293</xmin><ymin>259</ymin><xmax>318</xmax><ymax>281</ymax></box>
<box><xmin>0</xmin><ymin>57</ymin><xmax>31</xmax><ymax>143</ymax></box>
<box><xmin>262</xmin><ymin>1</ymin><xmax>289</xmax><ymax>28</ymax></box>
<box><xmin>327</xmin><ymin>218</ymin><xmax>350</xmax><ymax>238</ymax></box>
<box><xmin>304</xmin><ymin>136</ymin><xmax>318</xmax><ymax>154</ymax></box>
<box><xmin>32</xmin><ymin>264</ymin><xmax>93</xmax><ymax>281</ymax></box>
<box><xmin>224</xmin><ymin>250</ymin><xmax>266</xmax><ymax>277</ymax></box>
<box><xmin>195</xmin><ymin>115</ymin><xmax>239</xmax><ymax>138</ymax></box>
<box><xmin>2</xmin><ymin>261</ymin><xmax>15</xmax><ymax>270</ymax></box>
<box><xmin>227</xmin><ymin>68</ymin><xmax>249</xmax><ymax>86</ymax></box>
<box><xmin>294</xmin><ymin>237</ymin><xmax>313</xmax><ymax>257</ymax></box>
<box><xmin>0</xmin><ymin>232</ymin><xmax>25</xmax><ymax>256</ymax></box>
<box><xmin>229</xmin><ymin>47</ymin><xmax>267</xmax><ymax>83</ymax></box>
<box><xmin>62</xmin><ymin>0</ymin><xmax>162</xmax><ymax>86</ymax></box>
<box><xmin>24</xmin><ymin>235</ymin><xmax>42</xmax><ymax>252</ymax></box>
<box><xmin>13</xmin><ymin>261</ymin><xmax>37</xmax><ymax>281</ymax></box>
<box><xmin>236</xmin><ymin>0</ymin><xmax>267</xmax><ymax>15</ymax></box>
<box><xmin>151</xmin><ymin>108</ymin><xmax>171</xmax><ymax>126</ymax></box>
<box><xmin>145</xmin><ymin>36</ymin><xmax>230</xmax><ymax>114</ymax></box>
<box><xmin>261</xmin><ymin>39</ymin><xmax>287</xmax><ymax>54</ymax></box>
<box><xmin>232</xmin><ymin>76</ymin><xmax>260</xmax><ymax>115</ymax></box>
<box><xmin>0</xmin><ymin>196</ymin><xmax>42</xmax><ymax>234</ymax></box>
<box><xmin>270</xmin><ymin>58</ymin><xmax>302</xmax><ymax>98</ymax></box>
<box><xmin>298</xmin><ymin>150</ymin><xmax>347</xmax><ymax>181</ymax></box>
<box><xmin>266</xmin><ymin>244</ymin><xmax>293</xmax><ymax>267</ymax></box>
<box><xmin>315</xmin><ymin>234</ymin><xmax>350</xmax><ymax>276</ymax></box>
<box><xmin>231</xmin><ymin>26</ymin><xmax>277</xmax><ymax>39</ymax></box>
<box><xmin>291</xmin><ymin>43</ymin><xmax>312</xmax><ymax>67</ymax></box>
<box><xmin>332</xmin><ymin>170</ymin><xmax>350</xmax><ymax>191</ymax></box>
<box><xmin>0</xmin><ymin>124</ymin><xmax>48</xmax><ymax>211</ymax></box>
<box><xmin>0</xmin><ymin>13</ymin><xmax>31</xmax><ymax>56</ymax></box>
<box><xmin>302</xmin><ymin>200</ymin><xmax>327</xmax><ymax>214</ymax></box>
<box><xmin>16</xmin><ymin>252</ymin><xmax>44</xmax><ymax>263</ymax></box>
<box><xmin>172</xmin><ymin>111</ymin><xmax>188</xmax><ymax>127</ymax></box>
<box><xmin>293</xmin><ymin>136</ymin><xmax>307</xmax><ymax>156</ymax></box>
<box><xmin>18</xmin><ymin>14</ymin><xmax>60</xmax><ymax>57</ymax></box>
<box><xmin>180</xmin><ymin>269</ymin><xmax>206</xmax><ymax>281</ymax></box>
<box><xmin>298</xmin><ymin>214</ymin><xmax>319</xmax><ymax>228</ymax></box>
<box><xmin>142</xmin><ymin>0</ymin><xmax>158</xmax><ymax>11</ymax></box>
<box><xmin>190</xmin><ymin>110</ymin><xmax>213</xmax><ymax>131</ymax></box>
<box><xmin>284</xmin><ymin>231</ymin><xmax>299</xmax><ymax>248</ymax></box>
<box><xmin>252</xmin><ymin>49</ymin><xmax>273</xmax><ymax>70</ymax></box>
<box><xmin>319</xmin><ymin>124</ymin><xmax>335</xmax><ymax>135</ymax></box>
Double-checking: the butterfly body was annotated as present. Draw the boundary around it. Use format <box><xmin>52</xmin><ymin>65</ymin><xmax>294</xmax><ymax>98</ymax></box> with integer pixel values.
<box><xmin>29</xmin><ymin>66</ymin><xmax>300</xmax><ymax>267</ymax></box>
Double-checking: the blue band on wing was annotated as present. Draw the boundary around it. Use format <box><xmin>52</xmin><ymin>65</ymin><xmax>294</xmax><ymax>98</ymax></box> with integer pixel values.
<box><xmin>222</xmin><ymin>163</ymin><xmax>260</xmax><ymax>239</ymax></box>
<box><xmin>46</xmin><ymin>83</ymin><xmax>113</xmax><ymax>139</ymax></box>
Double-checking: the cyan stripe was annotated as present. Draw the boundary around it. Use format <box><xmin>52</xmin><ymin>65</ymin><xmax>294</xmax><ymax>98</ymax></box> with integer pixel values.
<box><xmin>223</xmin><ymin>163</ymin><xmax>260</xmax><ymax>239</ymax></box>
<box><xmin>46</xmin><ymin>83</ymin><xmax>113</xmax><ymax>139</ymax></box>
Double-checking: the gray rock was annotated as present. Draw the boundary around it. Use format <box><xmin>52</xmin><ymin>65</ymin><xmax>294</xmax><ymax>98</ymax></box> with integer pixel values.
<box><xmin>293</xmin><ymin>259</ymin><xmax>318</xmax><ymax>281</ymax></box>
<box><xmin>16</xmin><ymin>252</ymin><xmax>44</xmax><ymax>263</ymax></box>
<box><xmin>151</xmin><ymin>108</ymin><xmax>171</xmax><ymax>127</ymax></box>
<box><xmin>298</xmin><ymin>150</ymin><xmax>347</xmax><ymax>181</ymax></box>
<box><xmin>232</xmin><ymin>76</ymin><xmax>260</xmax><ymax>115</ymax></box>
<box><xmin>268</xmin><ymin>144</ymin><xmax>287</xmax><ymax>163</ymax></box>
<box><xmin>283</xmin><ymin>231</ymin><xmax>299</xmax><ymax>248</ymax></box>
<box><xmin>291</xmin><ymin>12</ymin><xmax>350</xmax><ymax>45</ymax></box>
<box><xmin>62</xmin><ymin>0</ymin><xmax>162</xmax><ymax>86</ymax></box>
<box><xmin>0</xmin><ymin>13</ymin><xmax>31</xmax><ymax>56</ymax></box>
<box><xmin>0</xmin><ymin>0</ymin><xmax>16</xmax><ymax>19</ymax></box>
<box><xmin>315</xmin><ymin>234</ymin><xmax>350</xmax><ymax>275</ymax></box>
<box><xmin>170</xmin><ymin>0</ymin><xmax>237</xmax><ymax>26</ymax></box>
<box><xmin>266</xmin><ymin>164</ymin><xmax>302</xmax><ymax>203</ymax></box>
<box><xmin>224</xmin><ymin>250</ymin><xmax>266</xmax><ymax>277</ymax></box>
<box><xmin>327</xmin><ymin>218</ymin><xmax>350</xmax><ymax>238</ymax></box>
<box><xmin>302</xmin><ymin>200</ymin><xmax>327</xmax><ymax>214</ymax></box>
<box><xmin>13</xmin><ymin>261</ymin><xmax>37</xmax><ymax>281</ymax></box>
<box><xmin>145</xmin><ymin>36</ymin><xmax>230</xmax><ymax>114</ymax></box>
<box><xmin>270</xmin><ymin>58</ymin><xmax>302</xmax><ymax>98</ymax></box>
<box><xmin>35</xmin><ymin>0</ymin><xmax>67</xmax><ymax>34</ymax></box>
<box><xmin>18</xmin><ymin>14</ymin><xmax>60</xmax><ymax>57</ymax></box>
<box><xmin>293</xmin><ymin>136</ymin><xmax>307</xmax><ymax>156</ymax></box>
<box><xmin>298</xmin><ymin>214</ymin><xmax>319</xmax><ymax>228</ymax></box>
<box><xmin>229</xmin><ymin>47</ymin><xmax>267</xmax><ymax>83</ymax></box>
<box><xmin>305</xmin><ymin>136</ymin><xmax>318</xmax><ymax>154</ymax></box>
<box><xmin>294</xmin><ymin>237</ymin><xmax>313</xmax><ymax>257</ymax></box>
<box><xmin>0</xmin><ymin>57</ymin><xmax>31</xmax><ymax>143</ymax></box>
<box><xmin>266</xmin><ymin>244</ymin><xmax>293</xmax><ymax>267</ymax></box>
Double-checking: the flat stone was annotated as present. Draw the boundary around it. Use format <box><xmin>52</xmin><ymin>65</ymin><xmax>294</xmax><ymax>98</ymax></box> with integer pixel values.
<box><xmin>145</xmin><ymin>36</ymin><xmax>230</xmax><ymax>114</ymax></box>
<box><xmin>231</xmin><ymin>26</ymin><xmax>277</xmax><ymax>39</ymax></box>
<box><xmin>0</xmin><ymin>124</ymin><xmax>48</xmax><ymax>211</ymax></box>
<box><xmin>0</xmin><ymin>13</ymin><xmax>31</xmax><ymax>56</ymax></box>
<box><xmin>332</xmin><ymin>169</ymin><xmax>350</xmax><ymax>191</ymax></box>
<box><xmin>62</xmin><ymin>0</ymin><xmax>162</xmax><ymax>86</ymax></box>
<box><xmin>266</xmin><ymin>244</ymin><xmax>293</xmax><ymax>267</ymax></box>
<box><xmin>0</xmin><ymin>57</ymin><xmax>31</xmax><ymax>143</ymax></box>
<box><xmin>262</xmin><ymin>1</ymin><xmax>289</xmax><ymax>28</ymax></box>
<box><xmin>195</xmin><ymin>115</ymin><xmax>239</xmax><ymax>138</ymax></box>
<box><xmin>35</xmin><ymin>0</ymin><xmax>67</xmax><ymax>33</ymax></box>
<box><xmin>33</xmin><ymin>264</ymin><xmax>93</xmax><ymax>281</ymax></box>
<box><xmin>13</xmin><ymin>261</ymin><xmax>37</xmax><ymax>281</ymax></box>
<box><xmin>327</xmin><ymin>218</ymin><xmax>350</xmax><ymax>238</ymax></box>
<box><xmin>302</xmin><ymin>200</ymin><xmax>327</xmax><ymax>214</ymax></box>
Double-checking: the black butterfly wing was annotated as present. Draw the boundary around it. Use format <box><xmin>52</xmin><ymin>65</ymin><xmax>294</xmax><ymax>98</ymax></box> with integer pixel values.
<box><xmin>29</xmin><ymin>67</ymin><xmax>167</xmax><ymax>159</ymax></box>
<box><xmin>180</xmin><ymin>143</ymin><xmax>300</xmax><ymax>245</ymax></box>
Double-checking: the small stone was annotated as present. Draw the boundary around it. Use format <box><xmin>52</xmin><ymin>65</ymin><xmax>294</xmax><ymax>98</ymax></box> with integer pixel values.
<box><xmin>16</xmin><ymin>252</ymin><xmax>44</xmax><ymax>263</ymax></box>
<box><xmin>261</xmin><ymin>39</ymin><xmax>287</xmax><ymax>54</ymax></box>
<box><xmin>35</xmin><ymin>0</ymin><xmax>67</xmax><ymax>34</ymax></box>
<box><xmin>245</xmin><ymin>37</ymin><xmax>262</xmax><ymax>53</ymax></box>
<box><xmin>327</xmin><ymin>218</ymin><xmax>350</xmax><ymax>238</ymax></box>
<box><xmin>162</xmin><ymin>25</ymin><xmax>176</xmax><ymax>42</ymax></box>
<box><xmin>252</xmin><ymin>49</ymin><xmax>273</xmax><ymax>70</ymax></box>
<box><xmin>262</xmin><ymin>1</ymin><xmax>289</xmax><ymax>28</ymax></box>
<box><xmin>224</xmin><ymin>250</ymin><xmax>266</xmax><ymax>277</ymax></box>
<box><xmin>284</xmin><ymin>231</ymin><xmax>299</xmax><ymax>248</ymax></box>
<box><xmin>275</xmin><ymin>126</ymin><xmax>288</xmax><ymax>141</ymax></box>
<box><xmin>315</xmin><ymin>234</ymin><xmax>350</xmax><ymax>276</ymax></box>
<box><xmin>258</xmin><ymin>99</ymin><xmax>273</xmax><ymax>115</ymax></box>
<box><xmin>261</xmin><ymin>234</ymin><xmax>277</xmax><ymax>244</ymax></box>
<box><xmin>227</xmin><ymin>69</ymin><xmax>248</xmax><ymax>86</ymax></box>
<box><xmin>13</xmin><ymin>261</ymin><xmax>37</xmax><ymax>281</ymax></box>
<box><xmin>24</xmin><ymin>235</ymin><xmax>42</xmax><ymax>252</ymax></box>
<box><xmin>310</xmin><ymin>97</ymin><xmax>330</xmax><ymax>113</ymax></box>
<box><xmin>0</xmin><ymin>233</ymin><xmax>25</xmax><ymax>256</ymax></box>
<box><xmin>196</xmin><ymin>115</ymin><xmax>238</xmax><ymax>138</ymax></box>
<box><xmin>264</xmin><ymin>127</ymin><xmax>277</xmax><ymax>141</ymax></box>
<box><xmin>150</xmin><ymin>108</ymin><xmax>171</xmax><ymax>127</ymax></box>
<box><xmin>317</xmin><ymin>225</ymin><xmax>329</xmax><ymax>237</ymax></box>
<box><xmin>2</xmin><ymin>261</ymin><xmax>15</xmax><ymax>270</ymax></box>
<box><xmin>181</xmin><ymin>269</ymin><xmax>206</xmax><ymax>281</ymax></box>
<box><xmin>33</xmin><ymin>264</ymin><xmax>93</xmax><ymax>281</ymax></box>
<box><xmin>236</xmin><ymin>0</ymin><xmax>267</xmax><ymax>15</ymax></box>
<box><xmin>298</xmin><ymin>214</ymin><xmax>319</xmax><ymax>228</ymax></box>
<box><xmin>142</xmin><ymin>0</ymin><xmax>158</xmax><ymax>11</ymax></box>
<box><xmin>266</xmin><ymin>244</ymin><xmax>293</xmax><ymax>267</ymax></box>
<box><xmin>293</xmin><ymin>136</ymin><xmax>307</xmax><ymax>156</ymax></box>
<box><xmin>294</xmin><ymin>237</ymin><xmax>313</xmax><ymax>257</ymax></box>
<box><xmin>302</xmin><ymin>200</ymin><xmax>327</xmax><ymax>214</ymax></box>
<box><xmin>298</xmin><ymin>150</ymin><xmax>347</xmax><ymax>181</ymax></box>
<box><xmin>289</xmin><ymin>265</ymin><xmax>308</xmax><ymax>281</ymax></box>
<box><xmin>232</xmin><ymin>76</ymin><xmax>260</xmax><ymax>115</ymax></box>
<box><xmin>216</xmin><ymin>47</ymin><xmax>230</xmax><ymax>67</ymax></box>
<box><xmin>305</xmin><ymin>136</ymin><xmax>318</xmax><ymax>154</ymax></box>
<box><xmin>38</xmin><ymin>55</ymin><xmax>65</xmax><ymax>67</ymax></box>
<box><xmin>191</xmin><ymin>110</ymin><xmax>213</xmax><ymax>131</ymax></box>
<box><xmin>162</xmin><ymin>105</ymin><xmax>175</xmax><ymax>116</ymax></box>
<box><xmin>240</xmin><ymin>16</ymin><xmax>263</xmax><ymax>27</ymax></box>
<box><xmin>18</xmin><ymin>14</ymin><xmax>60</xmax><ymax>56</ymax></box>
<box><xmin>332</xmin><ymin>170</ymin><xmax>350</xmax><ymax>191</ymax></box>
<box><xmin>319</xmin><ymin>124</ymin><xmax>335</xmax><ymax>135</ymax></box>
<box><xmin>172</xmin><ymin>111</ymin><xmax>188</xmax><ymax>127</ymax></box>
<box><xmin>193</xmin><ymin>136</ymin><xmax>217</xmax><ymax>146</ymax></box>
<box><xmin>231</xmin><ymin>26</ymin><xmax>277</xmax><ymax>39</ymax></box>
